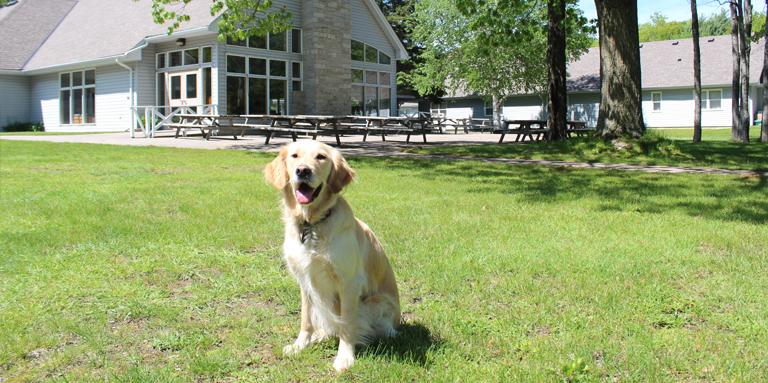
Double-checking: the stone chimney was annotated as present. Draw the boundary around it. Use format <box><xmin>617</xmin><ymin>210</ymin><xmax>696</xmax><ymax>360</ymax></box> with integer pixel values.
<box><xmin>300</xmin><ymin>0</ymin><xmax>352</xmax><ymax>115</ymax></box>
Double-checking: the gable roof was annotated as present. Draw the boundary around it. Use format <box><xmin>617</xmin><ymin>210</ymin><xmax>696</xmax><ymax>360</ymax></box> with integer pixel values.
<box><xmin>0</xmin><ymin>0</ymin><xmax>78</xmax><ymax>71</ymax></box>
<box><xmin>362</xmin><ymin>0</ymin><xmax>409</xmax><ymax>60</ymax></box>
<box><xmin>23</xmin><ymin>0</ymin><xmax>217</xmax><ymax>71</ymax></box>
<box><xmin>568</xmin><ymin>35</ymin><xmax>765</xmax><ymax>92</ymax></box>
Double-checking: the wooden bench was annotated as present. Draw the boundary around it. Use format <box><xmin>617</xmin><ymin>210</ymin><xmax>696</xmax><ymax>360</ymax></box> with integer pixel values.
<box><xmin>566</xmin><ymin>121</ymin><xmax>595</xmax><ymax>137</ymax></box>
<box><xmin>496</xmin><ymin>120</ymin><xmax>549</xmax><ymax>143</ymax></box>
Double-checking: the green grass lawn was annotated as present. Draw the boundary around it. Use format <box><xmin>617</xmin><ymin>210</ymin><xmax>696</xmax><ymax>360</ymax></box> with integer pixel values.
<box><xmin>409</xmin><ymin>128</ymin><xmax>768</xmax><ymax>171</ymax></box>
<box><xmin>1</xmin><ymin>141</ymin><xmax>767</xmax><ymax>382</ymax></box>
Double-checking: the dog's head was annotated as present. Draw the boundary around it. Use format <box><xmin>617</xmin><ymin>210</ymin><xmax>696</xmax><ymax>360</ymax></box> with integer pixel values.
<box><xmin>264</xmin><ymin>141</ymin><xmax>355</xmax><ymax>205</ymax></box>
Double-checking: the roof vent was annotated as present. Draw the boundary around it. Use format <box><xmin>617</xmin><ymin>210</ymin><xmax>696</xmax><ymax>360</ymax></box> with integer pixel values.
<box><xmin>707</xmin><ymin>37</ymin><xmax>715</xmax><ymax>42</ymax></box>
<box><xmin>672</xmin><ymin>41</ymin><xmax>679</xmax><ymax>45</ymax></box>
<box><xmin>677</xmin><ymin>58</ymin><xmax>682</xmax><ymax>62</ymax></box>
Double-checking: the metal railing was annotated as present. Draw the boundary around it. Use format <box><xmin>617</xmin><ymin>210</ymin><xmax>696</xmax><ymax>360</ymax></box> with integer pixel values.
<box><xmin>129</xmin><ymin>104</ymin><xmax>218</xmax><ymax>138</ymax></box>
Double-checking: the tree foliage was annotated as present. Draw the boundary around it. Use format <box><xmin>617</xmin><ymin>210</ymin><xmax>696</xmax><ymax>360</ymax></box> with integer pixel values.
<box><xmin>637</xmin><ymin>9</ymin><xmax>766</xmax><ymax>43</ymax></box>
<box><xmin>404</xmin><ymin>0</ymin><xmax>593</xmax><ymax>114</ymax></box>
<box><xmin>146</xmin><ymin>0</ymin><xmax>291</xmax><ymax>40</ymax></box>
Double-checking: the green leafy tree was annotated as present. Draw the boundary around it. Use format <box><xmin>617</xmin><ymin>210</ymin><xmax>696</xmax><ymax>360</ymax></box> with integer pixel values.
<box><xmin>145</xmin><ymin>0</ymin><xmax>291</xmax><ymax>40</ymax></box>
<box><xmin>636</xmin><ymin>9</ymin><xmax>766</xmax><ymax>43</ymax></box>
<box><xmin>404</xmin><ymin>0</ymin><xmax>592</xmax><ymax>125</ymax></box>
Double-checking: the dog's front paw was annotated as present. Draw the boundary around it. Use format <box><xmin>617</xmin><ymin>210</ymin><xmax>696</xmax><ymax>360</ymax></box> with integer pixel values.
<box><xmin>333</xmin><ymin>353</ymin><xmax>355</xmax><ymax>372</ymax></box>
<box><xmin>282</xmin><ymin>343</ymin><xmax>302</xmax><ymax>356</ymax></box>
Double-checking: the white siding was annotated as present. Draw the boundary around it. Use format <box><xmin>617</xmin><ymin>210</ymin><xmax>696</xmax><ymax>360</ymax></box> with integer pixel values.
<box><xmin>502</xmin><ymin>95</ymin><xmax>546</xmax><ymax>121</ymax></box>
<box><xmin>136</xmin><ymin>44</ymin><xmax>156</xmax><ymax>106</ymax></box>
<box><xmin>30</xmin><ymin>65</ymin><xmax>131</xmax><ymax>132</ymax></box>
<box><xmin>643</xmin><ymin>87</ymin><xmax>732</xmax><ymax>127</ymax></box>
<box><xmin>0</xmin><ymin>75</ymin><xmax>31</xmax><ymax>128</ymax></box>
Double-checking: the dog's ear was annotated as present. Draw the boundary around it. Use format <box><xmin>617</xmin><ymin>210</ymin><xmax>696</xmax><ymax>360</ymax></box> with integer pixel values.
<box><xmin>264</xmin><ymin>147</ymin><xmax>289</xmax><ymax>189</ymax></box>
<box><xmin>328</xmin><ymin>150</ymin><xmax>355</xmax><ymax>194</ymax></box>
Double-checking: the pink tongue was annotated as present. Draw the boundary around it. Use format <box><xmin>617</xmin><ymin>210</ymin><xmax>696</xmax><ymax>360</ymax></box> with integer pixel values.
<box><xmin>295</xmin><ymin>187</ymin><xmax>314</xmax><ymax>204</ymax></box>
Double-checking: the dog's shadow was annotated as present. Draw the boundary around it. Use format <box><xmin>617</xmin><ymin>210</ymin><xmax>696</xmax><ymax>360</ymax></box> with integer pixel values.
<box><xmin>357</xmin><ymin>322</ymin><xmax>444</xmax><ymax>367</ymax></box>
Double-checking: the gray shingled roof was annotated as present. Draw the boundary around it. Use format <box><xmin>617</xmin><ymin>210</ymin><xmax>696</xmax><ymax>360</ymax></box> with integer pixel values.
<box><xmin>567</xmin><ymin>35</ymin><xmax>765</xmax><ymax>92</ymax></box>
<box><xmin>22</xmin><ymin>0</ymin><xmax>217</xmax><ymax>71</ymax></box>
<box><xmin>0</xmin><ymin>0</ymin><xmax>77</xmax><ymax>70</ymax></box>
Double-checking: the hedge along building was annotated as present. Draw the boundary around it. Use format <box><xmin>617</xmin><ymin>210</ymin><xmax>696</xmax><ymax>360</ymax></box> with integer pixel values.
<box><xmin>435</xmin><ymin>35</ymin><xmax>765</xmax><ymax>128</ymax></box>
<box><xmin>0</xmin><ymin>0</ymin><xmax>408</xmax><ymax>132</ymax></box>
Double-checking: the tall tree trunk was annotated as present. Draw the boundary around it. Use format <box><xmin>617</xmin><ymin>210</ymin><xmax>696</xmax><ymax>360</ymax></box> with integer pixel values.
<box><xmin>594</xmin><ymin>0</ymin><xmax>645</xmax><ymax>139</ymax></box>
<box><xmin>730</xmin><ymin>1</ymin><xmax>745</xmax><ymax>142</ymax></box>
<box><xmin>547</xmin><ymin>0</ymin><xmax>568</xmax><ymax>141</ymax></box>
<box><xmin>492</xmin><ymin>94</ymin><xmax>504</xmax><ymax>128</ymax></box>
<box><xmin>739</xmin><ymin>0</ymin><xmax>752</xmax><ymax>142</ymax></box>
<box><xmin>691</xmin><ymin>0</ymin><xmax>703</xmax><ymax>143</ymax></box>
<box><xmin>762</xmin><ymin>0</ymin><xmax>768</xmax><ymax>142</ymax></box>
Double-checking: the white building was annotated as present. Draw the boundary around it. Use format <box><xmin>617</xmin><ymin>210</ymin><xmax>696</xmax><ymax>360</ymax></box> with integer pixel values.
<box><xmin>0</xmin><ymin>0</ymin><xmax>407</xmax><ymax>132</ymax></box>
<box><xmin>437</xmin><ymin>35</ymin><xmax>763</xmax><ymax>128</ymax></box>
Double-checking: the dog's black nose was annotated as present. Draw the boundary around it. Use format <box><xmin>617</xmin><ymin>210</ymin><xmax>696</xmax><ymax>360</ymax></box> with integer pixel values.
<box><xmin>296</xmin><ymin>166</ymin><xmax>312</xmax><ymax>178</ymax></box>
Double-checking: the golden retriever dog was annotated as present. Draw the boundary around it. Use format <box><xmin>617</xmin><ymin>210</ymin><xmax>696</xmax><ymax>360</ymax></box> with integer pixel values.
<box><xmin>264</xmin><ymin>141</ymin><xmax>401</xmax><ymax>372</ymax></box>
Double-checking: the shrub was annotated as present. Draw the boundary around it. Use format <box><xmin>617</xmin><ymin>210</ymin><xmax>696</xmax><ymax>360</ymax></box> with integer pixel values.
<box><xmin>1</xmin><ymin>122</ymin><xmax>44</xmax><ymax>132</ymax></box>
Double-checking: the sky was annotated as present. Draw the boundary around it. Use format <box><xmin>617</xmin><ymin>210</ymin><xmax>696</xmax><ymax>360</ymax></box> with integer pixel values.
<box><xmin>577</xmin><ymin>0</ymin><xmax>745</xmax><ymax>24</ymax></box>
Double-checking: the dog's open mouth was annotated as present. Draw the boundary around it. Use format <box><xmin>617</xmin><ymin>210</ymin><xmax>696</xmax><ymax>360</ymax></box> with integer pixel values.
<box><xmin>295</xmin><ymin>182</ymin><xmax>322</xmax><ymax>205</ymax></box>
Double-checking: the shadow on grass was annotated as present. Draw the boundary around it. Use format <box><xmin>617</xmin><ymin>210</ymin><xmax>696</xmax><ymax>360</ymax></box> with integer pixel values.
<box><xmin>351</xmin><ymin>156</ymin><xmax>768</xmax><ymax>226</ymax></box>
<box><xmin>358</xmin><ymin>322</ymin><xmax>444</xmax><ymax>367</ymax></box>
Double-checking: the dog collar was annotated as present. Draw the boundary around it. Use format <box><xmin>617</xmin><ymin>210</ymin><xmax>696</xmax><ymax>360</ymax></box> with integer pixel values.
<box><xmin>300</xmin><ymin>208</ymin><xmax>333</xmax><ymax>243</ymax></box>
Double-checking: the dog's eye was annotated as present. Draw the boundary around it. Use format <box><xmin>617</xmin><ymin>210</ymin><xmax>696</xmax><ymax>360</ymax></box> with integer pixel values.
<box><xmin>316</xmin><ymin>154</ymin><xmax>327</xmax><ymax>160</ymax></box>
<box><xmin>290</xmin><ymin>153</ymin><xmax>298</xmax><ymax>158</ymax></box>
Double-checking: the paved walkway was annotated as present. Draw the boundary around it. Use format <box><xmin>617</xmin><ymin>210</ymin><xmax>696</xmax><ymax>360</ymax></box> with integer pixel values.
<box><xmin>1</xmin><ymin>132</ymin><xmax>765</xmax><ymax>177</ymax></box>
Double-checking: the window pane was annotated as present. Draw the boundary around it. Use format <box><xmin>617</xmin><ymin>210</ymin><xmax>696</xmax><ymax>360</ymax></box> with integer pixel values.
<box><xmin>351</xmin><ymin>85</ymin><xmax>364</xmax><ymax>115</ymax></box>
<box><xmin>61</xmin><ymin>73</ymin><xmax>70</xmax><ymax>88</ymax></box>
<box><xmin>378</xmin><ymin>72</ymin><xmax>390</xmax><ymax>86</ymax></box>
<box><xmin>379</xmin><ymin>87</ymin><xmax>390</xmax><ymax>116</ymax></box>
<box><xmin>709</xmin><ymin>91</ymin><xmax>722</xmax><ymax>109</ymax></box>
<box><xmin>365</xmin><ymin>71</ymin><xmax>377</xmax><ymax>85</ymax></box>
<box><xmin>170</xmin><ymin>51</ymin><xmax>182</xmax><ymax>67</ymax></box>
<box><xmin>352</xmin><ymin>69</ymin><xmax>363</xmax><ymax>83</ymax></box>
<box><xmin>248</xmin><ymin>77</ymin><xmax>267</xmax><ymax>114</ymax></box>
<box><xmin>379</xmin><ymin>52</ymin><xmax>391</xmax><ymax>65</ymax></box>
<box><xmin>227</xmin><ymin>76</ymin><xmax>246</xmax><ymax>115</ymax></box>
<box><xmin>157</xmin><ymin>53</ymin><xmax>166</xmax><ymax>69</ymax></box>
<box><xmin>249</xmin><ymin>58</ymin><xmax>266</xmax><ymax>76</ymax></box>
<box><xmin>85</xmin><ymin>70</ymin><xmax>95</xmax><ymax>85</ymax></box>
<box><xmin>292</xmin><ymin>62</ymin><xmax>301</xmax><ymax>79</ymax></box>
<box><xmin>171</xmin><ymin>76</ymin><xmax>181</xmax><ymax>99</ymax></box>
<box><xmin>186</xmin><ymin>74</ymin><xmax>197</xmax><ymax>99</ymax></box>
<box><xmin>204</xmin><ymin>68</ymin><xmax>212</xmax><ymax>104</ymax></box>
<box><xmin>351</xmin><ymin>40</ymin><xmax>364</xmax><ymax>61</ymax></box>
<box><xmin>184</xmin><ymin>49</ymin><xmax>199</xmax><ymax>65</ymax></box>
<box><xmin>227</xmin><ymin>36</ymin><xmax>247</xmax><ymax>46</ymax></box>
<box><xmin>227</xmin><ymin>55</ymin><xmax>246</xmax><ymax>73</ymax></box>
<box><xmin>365</xmin><ymin>86</ymin><xmax>377</xmax><ymax>116</ymax></box>
<box><xmin>291</xmin><ymin>29</ymin><xmax>302</xmax><ymax>53</ymax></box>
<box><xmin>269</xmin><ymin>79</ymin><xmax>287</xmax><ymax>115</ymax></box>
<box><xmin>365</xmin><ymin>45</ymin><xmax>378</xmax><ymax>63</ymax></box>
<box><xmin>269</xmin><ymin>31</ymin><xmax>286</xmax><ymax>51</ymax></box>
<box><xmin>73</xmin><ymin>88</ymin><xmax>83</xmax><ymax>124</ymax></box>
<box><xmin>85</xmin><ymin>87</ymin><xmax>95</xmax><ymax>123</ymax></box>
<box><xmin>157</xmin><ymin>74</ymin><xmax>166</xmax><ymax>106</ymax></box>
<box><xmin>270</xmin><ymin>60</ymin><xmax>286</xmax><ymax>77</ymax></box>
<box><xmin>292</xmin><ymin>80</ymin><xmax>302</xmax><ymax>91</ymax></box>
<box><xmin>249</xmin><ymin>34</ymin><xmax>267</xmax><ymax>49</ymax></box>
<box><xmin>202</xmin><ymin>47</ymin><xmax>212</xmax><ymax>63</ymax></box>
<box><xmin>72</xmin><ymin>71</ymin><xmax>83</xmax><ymax>87</ymax></box>
<box><xmin>60</xmin><ymin>90</ymin><xmax>71</xmax><ymax>124</ymax></box>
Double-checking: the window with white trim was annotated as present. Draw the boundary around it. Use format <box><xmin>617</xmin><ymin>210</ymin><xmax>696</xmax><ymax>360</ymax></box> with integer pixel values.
<box><xmin>703</xmin><ymin>89</ymin><xmax>722</xmax><ymax>110</ymax></box>
<box><xmin>60</xmin><ymin>70</ymin><xmax>95</xmax><ymax>125</ymax></box>
<box><xmin>351</xmin><ymin>69</ymin><xmax>392</xmax><ymax>116</ymax></box>
<box><xmin>651</xmin><ymin>91</ymin><xmax>662</xmax><ymax>111</ymax></box>
<box><xmin>227</xmin><ymin>30</ymin><xmax>299</xmax><ymax>53</ymax></box>
<box><xmin>484</xmin><ymin>99</ymin><xmax>493</xmax><ymax>116</ymax></box>
<box><xmin>226</xmin><ymin>54</ymin><xmax>289</xmax><ymax>115</ymax></box>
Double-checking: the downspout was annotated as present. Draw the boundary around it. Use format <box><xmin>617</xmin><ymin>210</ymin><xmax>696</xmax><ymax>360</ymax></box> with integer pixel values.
<box><xmin>115</xmin><ymin>58</ymin><xmax>135</xmax><ymax>138</ymax></box>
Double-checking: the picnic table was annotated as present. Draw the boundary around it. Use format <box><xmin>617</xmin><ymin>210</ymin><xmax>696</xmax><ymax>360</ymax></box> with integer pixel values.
<box><xmin>248</xmin><ymin>115</ymin><xmax>350</xmax><ymax>145</ymax></box>
<box><xmin>168</xmin><ymin>114</ymin><xmax>244</xmax><ymax>140</ymax></box>
<box><xmin>496</xmin><ymin>120</ymin><xmax>549</xmax><ymax>143</ymax></box>
<box><xmin>566</xmin><ymin>121</ymin><xmax>594</xmax><ymax>137</ymax></box>
<box><xmin>344</xmin><ymin>115</ymin><xmax>429</xmax><ymax>143</ymax></box>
